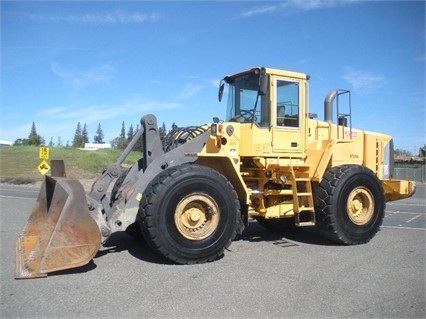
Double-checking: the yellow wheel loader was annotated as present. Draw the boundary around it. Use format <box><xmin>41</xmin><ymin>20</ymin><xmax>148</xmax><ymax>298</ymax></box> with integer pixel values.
<box><xmin>15</xmin><ymin>67</ymin><xmax>416</xmax><ymax>279</ymax></box>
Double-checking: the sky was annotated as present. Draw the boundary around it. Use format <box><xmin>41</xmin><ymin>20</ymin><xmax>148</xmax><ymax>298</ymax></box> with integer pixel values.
<box><xmin>1</xmin><ymin>0</ymin><xmax>425</xmax><ymax>152</ymax></box>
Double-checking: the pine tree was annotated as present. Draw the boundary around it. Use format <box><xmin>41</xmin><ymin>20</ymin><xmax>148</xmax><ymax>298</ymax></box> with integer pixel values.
<box><xmin>133</xmin><ymin>124</ymin><xmax>143</xmax><ymax>151</ymax></box>
<box><xmin>120</xmin><ymin>121</ymin><xmax>126</xmax><ymax>139</ymax></box>
<box><xmin>94</xmin><ymin>123</ymin><xmax>104</xmax><ymax>143</ymax></box>
<box><xmin>112</xmin><ymin>121</ymin><xmax>127</xmax><ymax>149</ymax></box>
<box><xmin>159</xmin><ymin>122</ymin><xmax>167</xmax><ymax>148</ymax></box>
<box><xmin>25</xmin><ymin>122</ymin><xmax>44</xmax><ymax>146</ymax></box>
<box><xmin>72</xmin><ymin>122</ymin><xmax>84</xmax><ymax>148</ymax></box>
<box><xmin>127</xmin><ymin>124</ymin><xmax>134</xmax><ymax>142</ymax></box>
<box><xmin>29</xmin><ymin>122</ymin><xmax>37</xmax><ymax>138</ymax></box>
<box><xmin>82</xmin><ymin>123</ymin><xmax>89</xmax><ymax>144</ymax></box>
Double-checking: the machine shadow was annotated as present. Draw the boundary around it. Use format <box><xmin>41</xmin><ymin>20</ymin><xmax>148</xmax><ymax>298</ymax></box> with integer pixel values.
<box><xmin>48</xmin><ymin>231</ymin><xmax>170</xmax><ymax>278</ymax></box>
<box><xmin>48</xmin><ymin>260</ymin><xmax>98</xmax><ymax>277</ymax></box>
<box><xmin>98</xmin><ymin>231</ymin><xmax>172</xmax><ymax>265</ymax></box>
<box><xmin>100</xmin><ymin>220</ymin><xmax>338</xmax><ymax>264</ymax></box>
<box><xmin>237</xmin><ymin>221</ymin><xmax>338</xmax><ymax>246</ymax></box>
<box><xmin>49</xmin><ymin>221</ymin><xmax>338</xmax><ymax>277</ymax></box>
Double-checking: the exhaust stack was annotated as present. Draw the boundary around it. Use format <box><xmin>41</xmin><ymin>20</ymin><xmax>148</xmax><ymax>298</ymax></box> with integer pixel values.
<box><xmin>324</xmin><ymin>89</ymin><xmax>338</xmax><ymax>123</ymax></box>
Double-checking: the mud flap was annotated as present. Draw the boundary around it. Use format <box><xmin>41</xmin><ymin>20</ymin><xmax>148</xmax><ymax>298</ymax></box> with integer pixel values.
<box><xmin>15</xmin><ymin>176</ymin><xmax>102</xmax><ymax>279</ymax></box>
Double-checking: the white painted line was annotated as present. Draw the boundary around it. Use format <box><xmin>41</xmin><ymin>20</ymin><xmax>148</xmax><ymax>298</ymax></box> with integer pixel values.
<box><xmin>406</xmin><ymin>214</ymin><xmax>422</xmax><ymax>223</ymax></box>
<box><xmin>0</xmin><ymin>195</ymin><xmax>35</xmax><ymax>200</ymax></box>
<box><xmin>387</xmin><ymin>203</ymin><xmax>425</xmax><ymax>207</ymax></box>
<box><xmin>382</xmin><ymin>226</ymin><xmax>426</xmax><ymax>231</ymax></box>
<box><xmin>386</xmin><ymin>211</ymin><xmax>425</xmax><ymax>215</ymax></box>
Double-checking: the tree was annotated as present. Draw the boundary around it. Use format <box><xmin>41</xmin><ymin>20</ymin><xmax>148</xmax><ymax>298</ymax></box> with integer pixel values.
<box><xmin>72</xmin><ymin>122</ymin><xmax>84</xmax><ymax>148</ymax></box>
<box><xmin>120</xmin><ymin>121</ymin><xmax>126</xmax><ymax>139</ymax></box>
<box><xmin>159</xmin><ymin>122</ymin><xmax>167</xmax><ymax>148</ymax></box>
<box><xmin>113</xmin><ymin>121</ymin><xmax>127</xmax><ymax>149</ymax></box>
<box><xmin>13</xmin><ymin>138</ymin><xmax>24</xmax><ymax>146</ymax></box>
<box><xmin>127</xmin><ymin>124</ymin><xmax>134</xmax><ymax>142</ymax></box>
<box><xmin>57</xmin><ymin>136</ymin><xmax>62</xmax><ymax>147</ymax></box>
<box><xmin>28</xmin><ymin>122</ymin><xmax>45</xmax><ymax>145</ymax></box>
<box><xmin>82</xmin><ymin>123</ymin><xmax>89</xmax><ymax>144</ymax></box>
<box><xmin>395</xmin><ymin>148</ymin><xmax>413</xmax><ymax>157</ymax></box>
<box><xmin>14</xmin><ymin>122</ymin><xmax>45</xmax><ymax>146</ymax></box>
<box><xmin>29</xmin><ymin>122</ymin><xmax>37</xmax><ymax>139</ymax></box>
<box><xmin>94</xmin><ymin>123</ymin><xmax>104</xmax><ymax>143</ymax></box>
<box><xmin>48</xmin><ymin>137</ymin><xmax>54</xmax><ymax>147</ymax></box>
<box><xmin>133</xmin><ymin>124</ymin><xmax>143</xmax><ymax>151</ymax></box>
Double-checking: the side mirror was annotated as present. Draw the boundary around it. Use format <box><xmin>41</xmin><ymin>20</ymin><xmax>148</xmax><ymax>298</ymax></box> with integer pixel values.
<box><xmin>258</xmin><ymin>75</ymin><xmax>267</xmax><ymax>96</ymax></box>
<box><xmin>218</xmin><ymin>80</ymin><xmax>225</xmax><ymax>102</ymax></box>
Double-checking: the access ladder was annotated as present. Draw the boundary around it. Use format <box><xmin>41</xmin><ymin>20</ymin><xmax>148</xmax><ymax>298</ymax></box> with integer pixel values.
<box><xmin>290</xmin><ymin>165</ymin><xmax>316</xmax><ymax>226</ymax></box>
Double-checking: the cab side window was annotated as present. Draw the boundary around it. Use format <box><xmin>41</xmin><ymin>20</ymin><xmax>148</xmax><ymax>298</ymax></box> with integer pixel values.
<box><xmin>276</xmin><ymin>80</ymin><xmax>299</xmax><ymax>128</ymax></box>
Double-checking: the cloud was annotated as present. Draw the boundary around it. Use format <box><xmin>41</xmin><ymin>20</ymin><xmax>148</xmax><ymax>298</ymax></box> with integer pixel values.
<box><xmin>38</xmin><ymin>96</ymin><xmax>181</xmax><ymax>124</ymax></box>
<box><xmin>288</xmin><ymin>0</ymin><xmax>358</xmax><ymax>11</ymax></box>
<box><xmin>241</xmin><ymin>4</ymin><xmax>281</xmax><ymax>18</ymax></box>
<box><xmin>24</xmin><ymin>10</ymin><xmax>160</xmax><ymax>25</ymax></box>
<box><xmin>51</xmin><ymin>62</ymin><xmax>114</xmax><ymax>87</ymax></box>
<box><xmin>343</xmin><ymin>69</ymin><xmax>385</xmax><ymax>92</ymax></box>
<box><xmin>29</xmin><ymin>96</ymin><xmax>183</xmax><ymax>142</ymax></box>
<box><xmin>183</xmin><ymin>75</ymin><xmax>221</xmax><ymax>89</ymax></box>
<box><xmin>177</xmin><ymin>83</ymin><xmax>204</xmax><ymax>100</ymax></box>
<box><xmin>241</xmin><ymin>0</ymin><xmax>364</xmax><ymax>17</ymax></box>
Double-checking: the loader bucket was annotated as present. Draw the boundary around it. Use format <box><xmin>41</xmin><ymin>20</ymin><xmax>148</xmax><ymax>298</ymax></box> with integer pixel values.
<box><xmin>15</xmin><ymin>176</ymin><xmax>101</xmax><ymax>279</ymax></box>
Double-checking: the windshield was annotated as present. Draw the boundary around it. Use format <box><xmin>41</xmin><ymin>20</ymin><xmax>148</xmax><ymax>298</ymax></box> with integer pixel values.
<box><xmin>224</xmin><ymin>72</ymin><xmax>270</xmax><ymax>127</ymax></box>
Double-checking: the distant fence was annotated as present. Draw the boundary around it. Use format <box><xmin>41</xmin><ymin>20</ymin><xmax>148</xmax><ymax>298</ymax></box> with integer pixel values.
<box><xmin>393</xmin><ymin>164</ymin><xmax>425</xmax><ymax>183</ymax></box>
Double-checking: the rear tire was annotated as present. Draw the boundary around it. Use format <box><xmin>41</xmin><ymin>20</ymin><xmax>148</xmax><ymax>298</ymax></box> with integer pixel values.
<box><xmin>138</xmin><ymin>164</ymin><xmax>240</xmax><ymax>264</ymax></box>
<box><xmin>315</xmin><ymin>165</ymin><xmax>385</xmax><ymax>245</ymax></box>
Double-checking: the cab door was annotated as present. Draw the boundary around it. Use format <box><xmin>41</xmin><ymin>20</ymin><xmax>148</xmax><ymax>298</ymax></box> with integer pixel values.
<box><xmin>272</xmin><ymin>77</ymin><xmax>305</xmax><ymax>155</ymax></box>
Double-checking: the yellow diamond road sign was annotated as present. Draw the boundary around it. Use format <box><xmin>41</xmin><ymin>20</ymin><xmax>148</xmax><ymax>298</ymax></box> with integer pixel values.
<box><xmin>38</xmin><ymin>160</ymin><xmax>51</xmax><ymax>175</ymax></box>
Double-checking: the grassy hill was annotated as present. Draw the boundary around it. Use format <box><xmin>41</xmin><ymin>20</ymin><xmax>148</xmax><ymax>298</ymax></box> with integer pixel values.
<box><xmin>0</xmin><ymin>145</ymin><xmax>142</xmax><ymax>184</ymax></box>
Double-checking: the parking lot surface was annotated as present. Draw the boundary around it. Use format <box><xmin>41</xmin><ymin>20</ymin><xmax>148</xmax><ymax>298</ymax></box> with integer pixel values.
<box><xmin>1</xmin><ymin>183</ymin><xmax>424</xmax><ymax>318</ymax></box>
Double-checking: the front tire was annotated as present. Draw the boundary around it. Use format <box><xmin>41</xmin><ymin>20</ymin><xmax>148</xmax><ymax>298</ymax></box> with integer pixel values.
<box><xmin>138</xmin><ymin>164</ymin><xmax>240</xmax><ymax>264</ymax></box>
<box><xmin>315</xmin><ymin>165</ymin><xmax>385</xmax><ymax>245</ymax></box>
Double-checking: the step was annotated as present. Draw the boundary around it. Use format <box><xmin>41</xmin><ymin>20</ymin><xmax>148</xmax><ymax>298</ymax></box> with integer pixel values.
<box><xmin>296</xmin><ymin>192</ymin><xmax>312</xmax><ymax>197</ymax></box>
<box><xmin>295</xmin><ymin>210</ymin><xmax>316</xmax><ymax>227</ymax></box>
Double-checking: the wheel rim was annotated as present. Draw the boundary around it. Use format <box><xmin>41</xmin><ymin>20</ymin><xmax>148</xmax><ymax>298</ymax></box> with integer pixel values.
<box><xmin>174</xmin><ymin>193</ymin><xmax>220</xmax><ymax>240</ymax></box>
<box><xmin>346</xmin><ymin>186</ymin><xmax>375</xmax><ymax>225</ymax></box>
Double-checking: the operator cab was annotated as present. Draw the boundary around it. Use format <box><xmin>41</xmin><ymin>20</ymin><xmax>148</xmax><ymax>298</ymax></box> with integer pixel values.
<box><xmin>219</xmin><ymin>67</ymin><xmax>270</xmax><ymax>127</ymax></box>
<box><xmin>219</xmin><ymin>67</ymin><xmax>309</xmax><ymax>155</ymax></box>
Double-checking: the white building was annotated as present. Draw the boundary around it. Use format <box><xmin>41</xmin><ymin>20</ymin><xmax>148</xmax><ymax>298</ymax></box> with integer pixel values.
<box><xmin>83</xmin><ymin>143</ymin><xmax>112</xmax><ymax>151</ymax></box>
<box><xmin>0</xmin><ymin>140</ymin><xmax>13</xmax><ymax>146</ymax></box>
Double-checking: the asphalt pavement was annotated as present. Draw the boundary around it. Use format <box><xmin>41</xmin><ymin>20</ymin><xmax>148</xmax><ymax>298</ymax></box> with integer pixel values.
<box><xmin>0</xmin><ymin>183</ymin><xmax>425</xmax><ymax>319</ymax></box>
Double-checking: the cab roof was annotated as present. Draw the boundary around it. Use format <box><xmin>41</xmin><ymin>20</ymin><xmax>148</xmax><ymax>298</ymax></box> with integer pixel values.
<box><xmin>225</xmin><ymin>67</ymin><xmax>309</xmax><ymax>81</ymax></box>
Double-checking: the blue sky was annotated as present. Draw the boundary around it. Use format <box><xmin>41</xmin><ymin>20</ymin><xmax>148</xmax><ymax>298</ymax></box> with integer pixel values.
<box><xmin>1</xmin><ymin>0</ymin><xmax>425</xmax><ymax>152</ymax></box>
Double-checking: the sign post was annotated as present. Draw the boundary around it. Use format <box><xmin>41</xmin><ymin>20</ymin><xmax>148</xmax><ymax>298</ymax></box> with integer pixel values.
<box><xmin>38</xmin><ymin>147</ymin><xmax>51</xmax><ymax>175</ymax></box>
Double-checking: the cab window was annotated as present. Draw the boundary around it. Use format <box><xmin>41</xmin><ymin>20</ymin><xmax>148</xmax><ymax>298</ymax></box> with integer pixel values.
<box><xmin>225</xmin><ymin>74</ymin><xmax>270</xmax><ymax>127</ymax></box>
<box><xmin>276</xmin><ymin>80</ymin><xmax>299</xmax><ymax>128</ymax></box>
